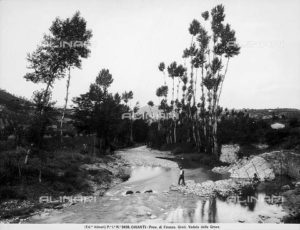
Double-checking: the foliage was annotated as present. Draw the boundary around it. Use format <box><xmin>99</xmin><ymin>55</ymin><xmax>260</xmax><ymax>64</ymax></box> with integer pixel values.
<box><xmin>151</xmin><ymin>4</ymin><xmax>240</xmax><ymax>156</ymax></box>
<box><xmin>72</xmin><ymin>69</ymin><xmax>146</xmax><ymax>154</ymax></box>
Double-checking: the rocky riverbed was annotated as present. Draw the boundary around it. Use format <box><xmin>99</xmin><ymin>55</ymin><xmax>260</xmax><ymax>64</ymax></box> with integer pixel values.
<box><xmin>0</xmin><ymin>153</ymin><xmax>131</xmax><ymax>223</ymax></box>
<box><xmin>2</xmin><ymin>146</ymin><xmax>298</xmax><ymax>223</ymax></box>
<box><xmin>7</xmin><ymin>146</ymin><xmax>291</xmax><ymax>223</ymax></box>
<box><xmin>170</xmin><ymin>179</ymin><xmax>253</xmax><ymax>198</ymax></box>
<box><xmin>212</xmin><ymin>149</ymin><xmax>300</xmax><ymax>222</ymax></box>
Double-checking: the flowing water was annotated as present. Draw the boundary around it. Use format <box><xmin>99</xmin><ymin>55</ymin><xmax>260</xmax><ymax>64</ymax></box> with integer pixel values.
<box><xmin>28</xmin><ymin>146</ymin><xmax>288</xmax><ymax>223</ymax></box>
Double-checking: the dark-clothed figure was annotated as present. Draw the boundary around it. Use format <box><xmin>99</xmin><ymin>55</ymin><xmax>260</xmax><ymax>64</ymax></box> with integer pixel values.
<box><xmin>178</xmin><ymin>166</ymin><xmax>185</xmax><ymax>186</ymax></box>
<box><xmin>252</xmin><ymin>173</ymin><xmax>260</xmax><ymax>189</ymax></box>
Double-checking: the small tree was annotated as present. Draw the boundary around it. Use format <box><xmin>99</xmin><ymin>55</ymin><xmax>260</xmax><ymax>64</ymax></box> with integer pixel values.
<box><xmin>73</xmin><ymin>68</ymin><xmax>130</xmax><ymax>154</ymax></box>
<box><xmin>147</xmin><ymin>101</ymin><xmax>154</xmax><ymax>117</ymax></box>
<box><xmin>121</xmin><ymin>91</ymin><xmax>134</xmax><ymax>142</ymax></box>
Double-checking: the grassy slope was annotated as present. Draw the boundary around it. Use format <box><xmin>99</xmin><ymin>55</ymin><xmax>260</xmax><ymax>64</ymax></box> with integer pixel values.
<box><xmin>0</xmin><ymin>141</ymin><xmax>130</xmax><ymax>222</ymax></box>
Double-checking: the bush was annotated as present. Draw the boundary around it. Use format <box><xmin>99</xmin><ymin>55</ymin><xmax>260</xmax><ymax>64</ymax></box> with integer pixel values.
<box><xmin>116</xmin><ymin>167</ymin><xmax>131</xmax><ymax>181</ymax></box>
<box><xmin>172</xmin><ymin>143</ymin><xmax>195</xmax><ymax>155</ymax></box>
<box><xmin>0</xmin><ymin>187</ymin><xmax>27</xmax><ymax>201</ymax></box>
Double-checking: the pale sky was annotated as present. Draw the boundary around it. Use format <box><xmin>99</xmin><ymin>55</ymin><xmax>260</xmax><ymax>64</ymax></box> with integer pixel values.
<box><xmin>0</xmin><ymin>0</ymin><xmax>300</xmax><ymax>109</ymax></box>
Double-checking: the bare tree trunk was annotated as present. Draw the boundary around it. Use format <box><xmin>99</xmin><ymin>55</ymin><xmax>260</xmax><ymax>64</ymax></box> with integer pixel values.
<box><xmin>93</xmin><ymin>134</ymin><xmax>96</xmax><ymax>157</ymax></box>
<box><xmin>36</xmin><ymin>79</ymin><xmax>53</xmax><ymax>184</ymax></box>
<box><xmin>216</xmin><ymin>57</ymin><xmax>230</xmax><ymax>106</ymax></box>
<box><xmin>18</xmin><ymin>162</ymin><xmax>21</xmax><ymax>178</ymax></box>
<box><xmin>207</xmin><ymin>89</ymin><xmax>213</xmax><ymax>154</ymax></box>
<box><xmin>212</xmin><ymin>115</ymin><xmax>218</xmax><ymax>157</ymax></box>
<box><xmin>174</xmin><ymin>120</ymin><xmax>177</xmax><ymax>143</ymax></box>
<box><xmin>130</xmin><ymin>118</ymin><xmax>133</xmax><ymax>142</ymax></box>
<box><xmin>60</xmin><ymin>67</ymin><xmax>71</xmax><ymax>144</ymax></box>
<box><xmin>200</xmin><ymin>66</ymin><xmax>206</xmax><ymax>152</ymax></box>
<box><xmin>196</xmin><ymin>121</ymin><xmax>201</xmax><ymax>152</ymax></box>
<box><xmin>38</xmin><ymin>166</ymin><xmax>42</xmax><ymax>183</ymax></box>
<box><xmin>194</xmin><ymin>68</ymin><xmax>198</xmax><ymax>106</ymax></box>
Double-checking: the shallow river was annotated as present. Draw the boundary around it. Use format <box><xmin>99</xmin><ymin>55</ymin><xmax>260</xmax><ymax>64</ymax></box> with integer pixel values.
<box><xmin>28</xmin><ymin>146</ymin><xmax>287</xmax><ymax>223</ymax></box>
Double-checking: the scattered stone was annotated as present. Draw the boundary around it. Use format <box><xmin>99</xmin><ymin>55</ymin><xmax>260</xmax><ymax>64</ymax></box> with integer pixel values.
<box><xmin>144</xmin><ymin>190</ymin><xmax>153</xmax><ymax>193</ymax></box>
<box><xmin>53</xmin><ymin>205</ymin><xmax>63</xmax><ymax>210</ymax></box>
<box><xmin>253</xmin><ymin>143</ymin><xmax>269</xmax><ymax>150</ymax></box>
<box><xmin>170</xmin><ymin>179</ymin><xmax>252</xmax><ymax>198</ymax></box>
<box><xmin>136</xmin><ymin>191</ymin><xmax>141</xmax><ymax>193</ymax></box>
<box><xmin>136</xmin><ymin>206</ymin><xmax>151</xmax><ymax>217</ymax></box>
<box><xmin>126</xmin><ymin>191</ymin><xmax>134</xmax><ymax>195</ymax></box>
<box><xmin>150</xmin><ymin>215</ymin><xmax>157</xmax><ymax>219</ymax></box>
<box><xmin>281</xmin><ymin>185</ymin><xmax>291</xmax><ymax>191</ymax></box>
<box><xmin>258</xmin><ymin>215</ymin><xmax>270</xmax><ymax>221</ymax></box>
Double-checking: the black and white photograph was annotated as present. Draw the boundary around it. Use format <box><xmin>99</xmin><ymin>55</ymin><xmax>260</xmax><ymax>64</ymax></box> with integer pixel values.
<box><xmin>0</xmin><ymin>0</ymin><xmax>300</xmax><ymax>228</ymax></box>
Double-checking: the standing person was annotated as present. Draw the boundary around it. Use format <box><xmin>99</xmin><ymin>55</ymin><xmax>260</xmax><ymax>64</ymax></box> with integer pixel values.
<box><xmin>252</xmin><ymin>173</ymin><xmax>260</xmax><ymax>185</ymax></box>
<box><xmin>178</xmin><ymin>166</ymin><xmax>185</xmax><ymax>186</ymax></box>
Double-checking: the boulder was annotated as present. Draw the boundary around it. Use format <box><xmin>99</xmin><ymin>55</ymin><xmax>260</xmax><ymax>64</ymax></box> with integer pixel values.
<box><xmin>126</xmin><ymin>190</ymin><xmax>134</xmax><ymax>195</ymax></box>
<box><xmin>229</xmin><ymin>156</ymin><xmax>275</xmax><ymax>180</ymax></box>
<box><xmin>215</xmin><ymin>150</ymin><xmax>300</xmax><ymax>182</ymax></box>
<box><xmin>150</xmin><ymin>215</ymin><xmax>157</xmax><ymax>219</ymax></box>
<box><xmin>281</xmin><ymin>185</ymin><xmax>291</xmax><ymax>191</ymax></box>
<box><xmin>220</xmin><ymin>144</ymin><xmax>240</xmax><ymax>163</ymax></box>
<box><xmin>261</xmin><ymin>151</ymin><xmax>300</xmax><ymax>179</ymax></box>
<box><xmin>271</xmin><ymin>123</ymin><xmax>285</xmax><ymax>129</ymax></box>
<box><xmin>144</xmin><ymin>190</ymin><xmax>153</xmax><ymax>193</ymax></box>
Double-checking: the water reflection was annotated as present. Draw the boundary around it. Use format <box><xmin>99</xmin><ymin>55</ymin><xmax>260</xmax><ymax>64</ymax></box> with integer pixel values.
<box><xmin>120</xmin><ymin>166</ymin><xmax>286</xmax><ymax>223</ymax></box>
<box><xmin>165</xmin><ymin>189</ymin><xmax>286</xmax><ymax>223</ymax></box>
<box><xmin>127</xmin><ymin>166</ymin><xmax>167</xmax><ymax>182</ymax></box>
<box><xmin>239</xmin><ymin>186</ymin><xmax>258</xmax><ymax>211</ymax></box>
<box><xmin>208</xmin><ymin>197</ymin><xmax>217</xmax><ymax>223</ymax></box>
<box><xmin>166</xmin><ymin>197</ymin><xmax>218</xmax><ymax>223</ymax></box>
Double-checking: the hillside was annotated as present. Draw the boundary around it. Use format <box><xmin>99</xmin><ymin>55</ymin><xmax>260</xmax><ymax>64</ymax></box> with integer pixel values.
<box><xmin>0</xmin><ymin>89</ymin><xmax>32</xmax><ymax>112</ymax></box>
<box><xmin>137</xmin><ymin>105</ymin><xmax>300</xmax><ymax>120</ymax></box>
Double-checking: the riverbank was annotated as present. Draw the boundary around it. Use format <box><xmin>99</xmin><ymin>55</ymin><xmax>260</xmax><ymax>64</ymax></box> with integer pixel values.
<box><xmin>2</xmin><ymin>145</ymin><xmax>297</xmax><ymax>223</ymax></box>
<box><xmin>211</xmin><ymin>149</ymin><xmax>300</xmax><ymax>223</ymax></box>
<box><xmin>0</xmin><ymin>148</ymin><xmax>131</xmax><ymax>223</ymax></box>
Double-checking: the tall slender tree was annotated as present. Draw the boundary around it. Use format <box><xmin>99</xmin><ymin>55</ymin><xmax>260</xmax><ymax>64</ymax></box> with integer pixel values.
<box><xmin>47</xmin><ymin>11</ymin><xmax>92</xmax><ymax>142</ymax></box>
<box><xmin>122</xmin><ymin>91</ymin><xmax>134</xmax><ymax>142</ymax></box>
<box><xmin>153</xmin><ymin>4</ymin><xmax>240</xmax><ymax>157</ymax></box>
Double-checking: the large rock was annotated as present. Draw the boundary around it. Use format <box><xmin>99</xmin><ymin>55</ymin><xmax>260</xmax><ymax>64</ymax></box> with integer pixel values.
<box><xmin>229</xmin><ymin>156</ymin><xmax>275</xmax><ymax>180</ymax></box>
<box><xmin>261</xmin><ymin>151</ymin><xmax>300</xmax><ymax>179</ymax></box>
<box><xmin>214</xmin><ymin>150</ymin><xmax>300</xmax><ymax>180</ymax></box>
<box><xmin>281</xmin><ymin>185</ymin><xmax>291</xmax><ymax>191</ymax></box>
<box><xmin>271</xmin><ymin>123</ymin><xmax>285</xmax><ymax>129</ymax></box>
<box><xmin>220</xmin><ymin>144</ymin><xmax>239</xmax><ymax>163</ymax></box>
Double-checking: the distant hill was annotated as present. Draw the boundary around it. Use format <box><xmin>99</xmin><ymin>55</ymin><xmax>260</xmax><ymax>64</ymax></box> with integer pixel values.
<box><xmin>0</xmin><ymin>89</ymin><xmax>32</xmax><ymax>112</ymax></box>
<box><xmin>1</xmin><ymin>87</ymin><xmax>300</xmax><ymax>130</ymax></box>
<box><xmin>246</xmin><ymin>108</ymin><xmax>300</xmax><ymax>120</ymax></box>
<box><xmin>137</xmin><ymin>105</ymin><xmax>300</xmax><ymax>120</ymax></box>
<box><xmin>0</xmin><ymin>89</ymin><xmax>74</xmax><ymax>131</ymax></box>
